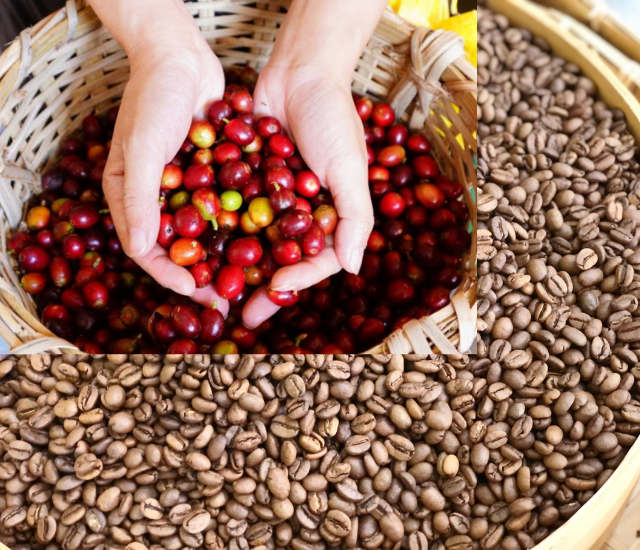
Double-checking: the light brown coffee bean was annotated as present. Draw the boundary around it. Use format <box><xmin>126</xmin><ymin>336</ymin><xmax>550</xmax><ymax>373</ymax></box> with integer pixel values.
<box><xmin>1</xmin><ymin>506</ymin><xmax>26</xmax><ymax>527</ymax></box>
<box><xmin>385</xmin><ymin>434</ymin><xmax>415</xmax><ymax>461</ymax></box>
<box><xmin>96</xmin><ymin>487</ymin><xmax>121</xmax><ymax>512</ymax></box>
<box><xmin>324</xmin><ymin>509</ymin><xmax>351</xmax><ymax>537</ymax></box>
<box><xmin>575</xmin><ymin>249</ymin><xmax>598</xmax><ymax>270</ymax></box>
<box><xmin>182</xmin><ymin>509</ymin><xmax>211</xmax><ymax>534</ymax></box>
<box><xmin>141</xmin><ymin>498</ymin><xmax>164</xmax><ymax>520</ymax></box>
<box><xmin>270</xmin><ymin>415</ymin><xmax>299</xmax><ymax>438</ymax></box>
<box><xmin>409</xmin><ymin>532</ymin><xmax>429</xmax><ymax>550</ymax></box>
<box><xmin>326</xmin><ymin>361</ymin><xmax>351</xmax><ymax>380</ymax></box>
<box><xmin>74</xmin><ymin>454</ymin><xmax>103</xmax><ymax>480</ymax></box>
<box><xmin>344</xmin><ymin>435</ymin><xmax>370</xmax><ymax>455</ymax></box>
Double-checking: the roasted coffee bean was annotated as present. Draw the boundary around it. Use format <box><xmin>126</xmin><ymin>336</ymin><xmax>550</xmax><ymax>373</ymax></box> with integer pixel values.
<box><xmin>327</xmin><ymin>361</ymin><xmax>351</xmax><ymax>380</ymax></box>
<box><xmin>324</xmin><ymin>509</ymin><xmax>351</xmax><ymax>537</ymax></box>
<box><xmin>344</xmin><ymin>435</ymin><xmax>370</xmax><ymax>455</ymax></box>
<box><xmin>1</xmin><ymin>506</ymin><xmax>26</xmax><ymax>527</ymax></box>
<box><xmin>36</xmin><ymin>515</ymin><xmax>56</xmax><ymax>543</ymax></box>
<box><xmin>74</xmin><ymin>453</ymin><xmax>103</xmax><ymax>480</ymax></box>
<box><xmin>141</xmin><ymin>498</ymin><xmax>164</xmax><ymax>520</ymax></box>
<box><xmin>409</xmin><ymin>532</ymin><xmax>429</xmax><ymax>550</ymax></box>
<box><xmin>182</xmin><ymin>509</ymin><xmax>211</xmax><ymax>534</ymax></box>
<box><xmin>385</xmin><ymin>434</ymin><xmax>415</xmax><ymax>461</ymax></box>
<box><xmin>61</xmin><ymin>503</ymin><xmax>86</xmax><ymax>525</ymax></box>
<box><xmin>270</xmin><ymin>415</ymin><xmax>299</xmax><ymax>438</ymax></box>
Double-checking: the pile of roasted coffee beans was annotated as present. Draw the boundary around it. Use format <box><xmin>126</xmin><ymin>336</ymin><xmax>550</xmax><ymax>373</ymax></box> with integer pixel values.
<box><xmin>477</xmin><ymin>5</ymin><xmax>640</xmax><ymax>549</ymax></box>
<box><xmin>10</xmin><ymin>65</ymin><xmax>470</xmax><ymax>354</ymax></box>
<box><xmin>0</xmin><ymin>350</ymin><xmax>638</xmax><ymax>550</ymax></box>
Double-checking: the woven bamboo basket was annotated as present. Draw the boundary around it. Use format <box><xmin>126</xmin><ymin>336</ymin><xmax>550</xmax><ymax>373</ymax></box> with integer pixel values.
<box><xmin>484</xmin><ymin>1</ymin><xmax>640</xmax><ymax>549</ymax></box>
<box><xmin>0</xmin><ymin>0</ymin><xmax>477</xmax><ymax>355</ymax></box>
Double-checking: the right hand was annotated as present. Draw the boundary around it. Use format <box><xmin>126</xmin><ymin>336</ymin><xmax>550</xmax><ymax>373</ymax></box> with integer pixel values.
<box><xmin>242</xmin><ymin>63</ymin><xmax>374</xmax><ymax>328</ymax></box>
<box><xmin>103</xmin><ymin>36</ymin><xmax>229</xmax><ymax>314</ymax></box>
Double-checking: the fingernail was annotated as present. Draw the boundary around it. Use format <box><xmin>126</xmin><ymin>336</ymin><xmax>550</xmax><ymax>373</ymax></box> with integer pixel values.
<box><xmin>348</xmin><ymin>247</ymin><xmax>365</xmax><ymax>274</ymax></box>
<box><xmin>128</xmin><ymin>228</ymin><xmax>148</xmax><ymax>257</ymax></box>
<box><xmin>176</xmin><ymin>283</ymin><xmax>195</xmax><ymax>296</ymax></box>
<box><xmin>270</xmin><ymin>283</ymin><xmax>296</xmax><ymax>292</ymax></box>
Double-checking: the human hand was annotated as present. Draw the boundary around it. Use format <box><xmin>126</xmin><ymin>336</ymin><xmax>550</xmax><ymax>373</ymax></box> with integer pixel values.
<box><xmin>237</xmin><ymin>0</ymin><xmax>387</xmax><ymax>329</ymax></box>
<box><xmin>241</xmin><ymin>63</ymin><xmax>374</xmax><ymax>328</ymax></box>
<box><xmin>101</xmin><ymin>17</ymin><xmax>229</xmax><ymax>315</ymax></box>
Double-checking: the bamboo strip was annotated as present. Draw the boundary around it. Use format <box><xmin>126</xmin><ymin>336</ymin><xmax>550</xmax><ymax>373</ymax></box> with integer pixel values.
<box><xmin>532</xmin><ymin>0</ymin><xmax>640</xmax><ymax>66</ymax></box>
<box><xmin>545</xmin><ymin>7</ymin><xmax>640</xmax><ymax>102</ymax></box>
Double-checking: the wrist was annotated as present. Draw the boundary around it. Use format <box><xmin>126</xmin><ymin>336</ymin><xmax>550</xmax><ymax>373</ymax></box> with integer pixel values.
<box><xmin>264</xmin><ymin>58</ymin><xmax>352</xmax><ymax>97</ymax></box>
<box><xmin>89</xmin><ymin>0</ymin><xmax>209</xmax><ymax>67</ymax></box>
<box><xmin>270</xmin><ymin>0</ymin><xmax>388</xmax><ymax>82</ymax></box>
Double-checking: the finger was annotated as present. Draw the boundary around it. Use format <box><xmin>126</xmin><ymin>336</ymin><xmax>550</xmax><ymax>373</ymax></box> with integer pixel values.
<box><xmin>191</xmin><ymin>286</ymin><xmax>230</xmax><ymax>317</ymax></box>
<box><xmin>194</xmin><ymin>59</ymin><xmax>225</xmax><ymax>119</ymax></box>
<box><xmin>252</xmin><ymin>70</ymin><xmax>278</xmax><ymax>121</ymax></box>
<box><xmin>102</xmin><ymin>141</ymin><xmax>130</xmax><ymax>259</ymax></box>
<box><xmin>120</xmin><ymin>129</ymin><xmax>167</xmax><ymax>259</ymax></box>
<box><xmin>242</xmin><ymin>286</ymin><xmax>280</xmax><ymax>329</ymax></box>
<box><xmin>287</xmin><ymin>82</ymin><xmax>373</xmax><ymax>274</ymax></box>
<box><xmin>331</xmin><ymin>165</ymin><xmax>374</xmax><ymax>274</ymax></box>
<box><xmin>134</xmin><ymin>244</ymin><xmax>196</xmax><ymax>296</ymax></box>
<box><xmin>270</xmin><ymin>244</ymin><xmax>341</xmax><ymax>291</ymax></box>
<box><xmin>323</xmin><ymin>107</ymin><xmax>373</xmax><ymax>275</ymax></box>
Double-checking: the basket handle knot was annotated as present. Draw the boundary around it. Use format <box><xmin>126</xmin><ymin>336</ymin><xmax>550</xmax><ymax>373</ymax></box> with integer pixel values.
<box><xmin>388</xmin><ymin>28</ymin><xmax>468</xmax><ymax>123</ymax></box>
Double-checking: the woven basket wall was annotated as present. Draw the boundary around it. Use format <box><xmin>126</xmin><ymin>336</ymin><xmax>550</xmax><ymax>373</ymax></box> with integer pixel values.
<box><xmin>0</xmin><ymin>0</ymin><xmax>477</xmax><ymax>355</ymax></box>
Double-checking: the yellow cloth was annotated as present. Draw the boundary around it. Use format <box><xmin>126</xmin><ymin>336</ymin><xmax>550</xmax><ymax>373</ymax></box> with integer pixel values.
<box><xmin>433</xmin><ymin>11</ymin><xmax>477</xmax><ymax>68</ymax></box>
<box><xmin>389</xmin><ymin>1</ymin><xmax>477</xmax><ymax>67</ymax></box>
<box><xmin>388</xmin><ymin>0</ymin><xmax>449</xmax><ymax>28</ymax></box>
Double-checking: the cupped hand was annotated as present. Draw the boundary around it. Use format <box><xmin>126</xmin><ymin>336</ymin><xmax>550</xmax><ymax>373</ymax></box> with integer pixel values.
<box><xmin>242</xmin><ymin>64</ymin><xmax>374</xmax><ymax>328</ymax></box>
<box><xmin>104</xmin><ymin>41</ymin><xmax>229</xmax><ymax>315</ymax></box>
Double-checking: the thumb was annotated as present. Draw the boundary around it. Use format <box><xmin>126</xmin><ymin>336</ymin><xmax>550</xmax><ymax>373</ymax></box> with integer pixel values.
<box><xmin>106</xmin><ymin>67</ymin><xmax>199</xmax><ymax>258</ymax></box>
<box><xmin>120</xmin><ymin>134</ymin><xmax>163</xmax><ymax>258</ymax></box>
<box><xmin>103</xmin><ymin>135</ymin><xmax>162</xmax><ymax>258</ymax></box>
<box><xmin>288</xmin><ymin>82</ymin><xmax>373</xmax><ymax>274</ymax></box>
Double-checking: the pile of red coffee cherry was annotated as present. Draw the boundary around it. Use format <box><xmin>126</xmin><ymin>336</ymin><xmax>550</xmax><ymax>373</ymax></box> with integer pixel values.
<box><xmin>10</xmin><ymin>66</ymin><xmax>470</xmax><ymax>353</ymax></box>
